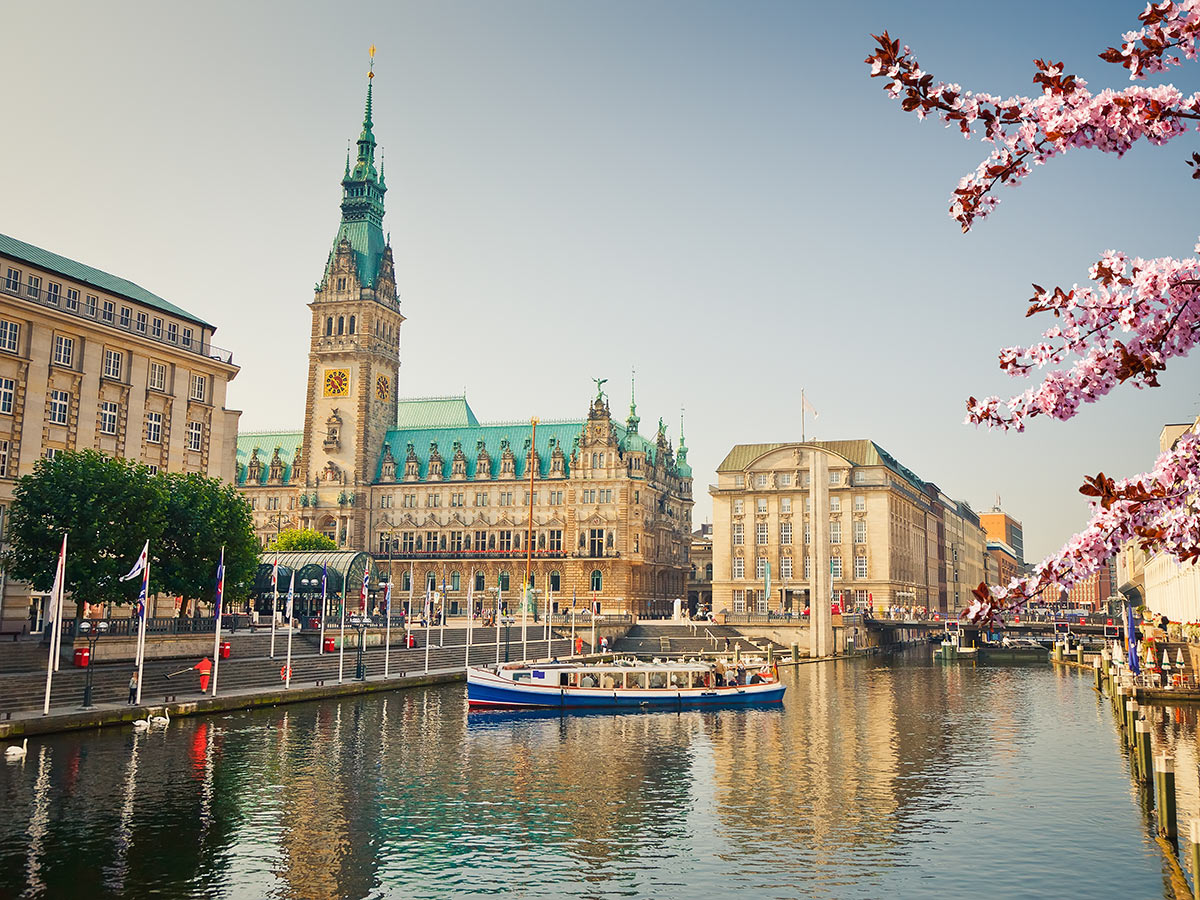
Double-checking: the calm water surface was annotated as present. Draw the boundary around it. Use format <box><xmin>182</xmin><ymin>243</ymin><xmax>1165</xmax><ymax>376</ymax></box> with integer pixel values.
<box><xmin>0</xmin><ymin>651</ymin><xmax>1189</xmax><ymax>899</ymax></box>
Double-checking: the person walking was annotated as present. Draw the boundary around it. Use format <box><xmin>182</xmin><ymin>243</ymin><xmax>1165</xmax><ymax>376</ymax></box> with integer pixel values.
<box><xmin>127</xmin><ymin>671</ymin><xmax>139</xmax><ymax>704</ymax></box>
<box><xmin>193</xmin><ymin>657</ymin><xmax>213</xmax><ymax>693</ymax></box>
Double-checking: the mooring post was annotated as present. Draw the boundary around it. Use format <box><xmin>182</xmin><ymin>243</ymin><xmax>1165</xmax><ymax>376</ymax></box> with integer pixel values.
<box><xmin>1189</xmin><ymin>819</ymin><xmax>1200</xmax><ymax>900</ymax></box>
<box><xmin>1136</xmin><ymin>719</ymin><xmax>1153</xmax><ymax>784</ymax></box>
<box><xmin>1053</xmin><ymin>642</ymin><xmax>1063</xmax><ymax>662</ymax></box>
<box><xmin>791</xmin><ymin>642</ymin><xmax>799</xmax><ymax>663</ymax></box>
<box><xmin>1155</xmin><ymin>754</ymin><xmax>1178</xmax><ymax>840</ymax></box>
<box><xmin>767</xmin><ymin>645</ymin><xmax>774</xmax><ymax>665</ymax></box>
<box><xmin>1076</xmin><ymin>644</ymin><xmax>1085</xmax><ymax>665</ymax></box>
<box><xmin>1093</xmin><ymin>658</ymin><xmax>1103</xmax><ymax>691</ymax></box>
<box><xmin>1126</xmin><ymin>700</ymin><xmax>1140</xmax><ymax>745</ymax></box>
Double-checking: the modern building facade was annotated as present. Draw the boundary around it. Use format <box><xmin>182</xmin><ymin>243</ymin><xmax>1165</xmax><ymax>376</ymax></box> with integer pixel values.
<box><xmin>710</xmin><ymin>441</ymin><xmax>986</xmax><ymax>617</ymax></box>
<box><xmin>235</xmin><ymin>64</ymin><xmax>693</xmax><ymax>617</ymax></box>
<box><xmin>980</xmin><ymin>508</ymin><xmax>1025</xmax><ymax>568</ymax></box>
<box><xmin>0</xmin><ymin>233</ymin><xmax>240</xmax><ymax>632</ymax></box>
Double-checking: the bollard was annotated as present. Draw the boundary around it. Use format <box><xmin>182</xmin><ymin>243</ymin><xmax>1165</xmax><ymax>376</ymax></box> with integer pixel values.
<box><xmin>1054</xmin><ymin>643</ymin><xmax>1063</xmax><ymax>662</ymax></box>
<box><xmin>1094</xmin><ymin>658</ymin><xmax>1103</xmax><ymax>691</ymax></box>
<box><xmin>1076</xmin><ymin>645</ymin><xmax>1085</xmax><ymax>665</ymax></box>
<box><xmin>1155</xmin><ymin>754</ymin><xmax>1178</xmax><ymax>840</ymax></box>
<box><xmin>1136</xmin><ymin>719</ymin><xmax>1153</xmax><ymax>784</ymax></box>
<box><xmin>1189</xmin><ymin>819</ymin><xmax>1200</xmax><ymax>900</ymax></box>
<box><xmin>767</xmin><ymin>646</ymin><xmax>774</xmax><ymax>665</ymax></box>
<box><xmin>734</xmin><ymin>644</ymin><xmax>740</xmax><ymax>663</ymax></box>
<box><xmin>1126</xmin><ymin>700</ymin><xmax>1140</xmax><ymax>745</ymax></box>
<box><xmin>791</xmin><ymin>642</ymin><xmax>799</xmax><ymax>663</ymax></box>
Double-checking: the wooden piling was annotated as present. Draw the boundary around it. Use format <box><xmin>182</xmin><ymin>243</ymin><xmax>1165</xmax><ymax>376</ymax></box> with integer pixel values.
<box><xmin>1076</xmin><ymin>644</ymin><xmax>1085</xmax><ymax>665</ymax></box>
<box><xmin>1093</xmin><ymin>658</ymin><xmax>1103</xmax><ymax>691</ymax></box>
<box><xmin>1155</xmin><ymin>754</ymin><xmax>1178</xmax><ymax>840</ymax></box>
<box><xmin>791</xmin><ymin>642</ymin><xmax>799</xmax><ymax>663</ymax></box>
<box><xmin>1126</xmin><ymin>700</ymin><xmax>1140</xmax><ymax>745</ymax></box>
<box><xmin>1136</xmin><ymin>719</ymin><xmax>1153</xmax><ymax>784</ymax></box>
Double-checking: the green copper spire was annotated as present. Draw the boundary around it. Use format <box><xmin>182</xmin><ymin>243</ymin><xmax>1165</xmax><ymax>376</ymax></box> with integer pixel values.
<box><xmin>676</xmin><ymin>405</ymin><xmax>692</xmax><ymax>476</ymax></box>
<box><xmin>326</xmin><ymin>47</ymin><xmax>388</xmax><ymax>289</ymax></box>
<box><xmin>626</xmin><ymin>367</ymin><xmax>640</xmax><ymax>433</ymax></box>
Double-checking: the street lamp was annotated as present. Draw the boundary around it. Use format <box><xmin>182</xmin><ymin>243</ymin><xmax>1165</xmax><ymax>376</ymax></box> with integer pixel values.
<box><xmin>77</xmin><ymin>619</ymin><xmax>110</xmax><ymax>708</ymax></box>
<box><xmin>349</xmin><ymin>614</ymin><xmax>369</xmax><ymax>680</ymax></box>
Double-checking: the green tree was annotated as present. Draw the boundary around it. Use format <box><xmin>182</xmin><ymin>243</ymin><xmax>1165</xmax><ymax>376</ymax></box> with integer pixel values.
<box><xmin>6</xmin><ymin>450</ymin><xmax>168</xmax><ymax>617</ymax></box>
<box><xmin>156</xmin><ymin>472</ymin><xmax>258</xmax><ymax>615</ymax></box>
<box><xmin>269</xmin><ymin>528</ymin><xmax>337</xmax><ymax>552</ymax></box>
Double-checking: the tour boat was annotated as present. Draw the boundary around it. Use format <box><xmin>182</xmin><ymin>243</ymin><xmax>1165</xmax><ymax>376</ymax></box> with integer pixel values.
<box><xmin>466</xmin><ymin>659</ymin><xmax>786</xmax><ymax>710</ymax></box>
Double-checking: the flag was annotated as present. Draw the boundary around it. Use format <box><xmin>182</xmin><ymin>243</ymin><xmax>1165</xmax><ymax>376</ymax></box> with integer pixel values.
<box><xmin>45</xmin><ymin>534</ymin><xmax>67</xmax><ymax>630</ymax></box>
<box><xmin>120</xmin><ymin>541</ymin><xmax>149</xmax><ymax>582</ymax></box>
<box><xmin>271</xmin><ymin>555</ymin><xmax>279</xmax><ymax>592</ymax></box>
<box><xmin>120</xmin><ymin>541</ymin><xmax>150</xmax><ymax>620</ymax></box>
<box><xmin>321</xmin><ymin>562</ymin><xmax>328</xmax><ymax>597</ymax></box>
<box><xmin>214</xmin><ymin>549</ymin><xmax>225</xmax><ymax>619</ymax></box>
<box><xmin>802</xmin><ymin>394</ymin><xmax>819</xmax><ymax>419</ymax></box>
<box><xmin>360</xmin><ymin>560</ymin><xmax>370</xmax><ymax>607</ymax></box>
<box><xmin>286</xmin><ymin>572</ymin><xmax>295</xmax><ymax>619</ymax></box>
<box><xmin>1125</xmin><ymin>603</ymin><xmax>1141</xmax><ymax>675</ymax></box>
<box><xmin>383</xmin><ymin>579</ymin><xmax>392</xmax><ymax>615</ymax></box>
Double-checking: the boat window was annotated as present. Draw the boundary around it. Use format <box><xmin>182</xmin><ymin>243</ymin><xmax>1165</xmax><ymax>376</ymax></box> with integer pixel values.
<box><xmin>560</xmin><ymin>673</ymin><xmax>570</xmax><ymax>687</ymax></box>
<box><xmin>601</xmin><ymin>673</ymin><xmax>617</xmax><ymax>689</ymax></box>
<box><xmin>579</xmin><ymin>673</ymin><xmax>596</xmax><ymax>688</ymax></box>
<box><xmin>668</xmin><ymin>672</ymin><xmax>682</xmax><ymax>687</ymax></box>
<box><xmin>626</xmin><ymin>672</ymin><xmax>646</xmax><ymax>689</ymax></box>
<box><xmin>513</xmin><ymin>672</ymin><xmax>531</xmax><ymax>682</ymax></box>
<box><xmin>691</xmin><ymin>672</ymin><xmax>707</xmax><ymax>688</ymax></box>
<box><xmin>648</xmin><ymin>671</ymin><xmax>667</xmax><ymax>689</ymax></box>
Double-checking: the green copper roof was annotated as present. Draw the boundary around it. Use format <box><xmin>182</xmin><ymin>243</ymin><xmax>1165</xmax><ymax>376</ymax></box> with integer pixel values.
<box><xmin>395</xmin><ymin>396</ymin><xmax>480</xmax><ymax>429</ymax></box>
<box><xmin>236</xmin><ymin>431</ymin><xmax>303</xmax><ymax>486</ymax></box>
<box><xmin>380</xmin><ymin>420</ymin><xmax>585</xmax><ymax>481</ymax></box>
<box><xmin>717</xmin><ymin>440</ymin><xmax>927</xmax><ymax>493</ymax></box>
<box><xmin>0</xmin><ymin>232</ymin><xmax>214</xmax><ymax>329</ymax></box>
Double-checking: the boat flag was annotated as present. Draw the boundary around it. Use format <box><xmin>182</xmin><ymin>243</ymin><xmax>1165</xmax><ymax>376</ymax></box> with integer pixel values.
<box><xmin>1125</xmin><ymin>603</ymin><xmax>1141</xmax><ymax>675</ymax></box>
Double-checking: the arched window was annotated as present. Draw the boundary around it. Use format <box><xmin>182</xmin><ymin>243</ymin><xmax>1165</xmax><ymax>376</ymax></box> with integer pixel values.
<box><xmin>349</xmin><ymin>315</ymin><xmax>356</xmax><ymax>334</ymax></box>
<box><xmin>705</xmin><ymin>563</ymin><xmax>713</xmax><ymax>580</ymax></box>
<box><xmin>499</xmin><ymin>571</ymin><xmax>510</xmax><ymax>591</ymax></box>
<box><xmin>591</xmin><ymin>569</ymin><xmax>602</xmax><ymax>592</ymax></box>
<box><xmin>337</xmin><ymin>316</ymin><xmax>345</xmax><ymax>335</ymax></box>
<box><xmin>426</xmin><ymin>571</ymin><xmax>437</xmax><ymax>592</ymax></box>
<box><xmin>326</xmin><ymin>317</ymin><xmax>333</xmax><ymax>336</ymax></box>
<box><xmin>451</xmin><ymin>571</ymin><xmax>461</xmax><ymax>591</ymax></box>
<box><xmin>401</xmin><ymin>569</ymin><xmax>411</xmax><ymax>591</ymax></box>
<box><xmin>474</xmin><ymin>571</ymin><xmax>485</xmax><ymax>592</ymax></box>
<box><xmin>550</xmin><ymin>570</ymin><xmax>561</xmax><ymax>592</ymax></box>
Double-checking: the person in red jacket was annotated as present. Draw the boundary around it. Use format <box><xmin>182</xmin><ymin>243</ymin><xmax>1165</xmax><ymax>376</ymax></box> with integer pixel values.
<box><xmin>193</xmin><ymin>657</ymin><xmax>213</xmax><ymax>693</ymax></box>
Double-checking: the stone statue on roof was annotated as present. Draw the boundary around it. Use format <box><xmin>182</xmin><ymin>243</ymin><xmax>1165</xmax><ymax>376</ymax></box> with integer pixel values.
<box><xmin>592</xmin><ymin>377</ymin><xmax>608</xmax><ymax>403</ymax></box>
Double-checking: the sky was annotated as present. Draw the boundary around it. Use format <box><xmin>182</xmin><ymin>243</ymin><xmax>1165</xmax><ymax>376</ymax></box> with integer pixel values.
<box><xmin>2</xmin><ymin>0</ymin><xmax>1199</xmax><ymax>564</ymax></box>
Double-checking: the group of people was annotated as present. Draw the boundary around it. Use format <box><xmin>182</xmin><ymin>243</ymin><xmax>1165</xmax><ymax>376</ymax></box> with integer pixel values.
<box><xmin>884</xmin><ymin>605</ymin><xmax>928</xmax><ymax>621</ymax></box>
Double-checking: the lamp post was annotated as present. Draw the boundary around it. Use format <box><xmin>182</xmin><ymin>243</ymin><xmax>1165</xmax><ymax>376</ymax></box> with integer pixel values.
<box><xmin>301</xmin><ymin>578</ymin><xmax>316</xmax><ymax>624</ymax></box>
<box><xmin>77</xmin><ymin>619</ymin><xmax>109</xmax><ymax>708</ymax></box>
<box><xmin>349</xmin><ymin>614</ymin><xmax>369</xmax><ymax>681</ymax></box>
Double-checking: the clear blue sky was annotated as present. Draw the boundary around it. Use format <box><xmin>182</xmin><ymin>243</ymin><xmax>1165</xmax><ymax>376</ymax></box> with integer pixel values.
<box><xmin>2</xmin><ymin>1</ymin><xmax>1197</xmax><ymax>563</ymax></box>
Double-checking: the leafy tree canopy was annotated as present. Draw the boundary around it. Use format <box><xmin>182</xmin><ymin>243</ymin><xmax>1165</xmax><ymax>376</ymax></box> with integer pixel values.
<box><xmin>269</xmin><ymin>528</ymin><xmax>337</xmax><ymax>552</ymax></box>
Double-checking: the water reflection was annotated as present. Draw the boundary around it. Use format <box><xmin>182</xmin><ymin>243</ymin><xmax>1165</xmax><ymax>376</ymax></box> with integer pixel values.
<box><xmin>0</xmin><ymin>653</ymin><xmax>1178</xmax><ymax>899</ymax></box>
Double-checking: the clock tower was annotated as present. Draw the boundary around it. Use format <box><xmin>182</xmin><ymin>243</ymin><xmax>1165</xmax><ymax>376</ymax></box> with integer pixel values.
<box><xmin>302</xmin><ymin>50</ymin><xmax>404</xmax><ymax>549</ymax></box>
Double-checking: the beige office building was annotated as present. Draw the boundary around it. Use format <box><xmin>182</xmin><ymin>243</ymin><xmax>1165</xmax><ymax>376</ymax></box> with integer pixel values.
<box><xmin>0</xmin><ymin>233</ymin><xmax>240</xmax><ymax>632</ymax></box>
<box><xmin>711</xmin><ymin>441</ymin><xmax>986</xmax><ymax>616</ymax></box>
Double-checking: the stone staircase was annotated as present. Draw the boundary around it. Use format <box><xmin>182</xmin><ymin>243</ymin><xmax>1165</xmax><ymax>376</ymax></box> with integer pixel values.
<box><xmin>613</xmin><ymin>623</ymin><xmax>788</xmax><ymax>658</ymax></box>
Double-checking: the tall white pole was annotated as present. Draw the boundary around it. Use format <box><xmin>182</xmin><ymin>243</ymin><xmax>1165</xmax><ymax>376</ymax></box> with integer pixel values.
<box><xmin>465</xmin><ymin>581</ymin><xmax>474</xmax><ymax>669</ymax></box>
<box><xmin>522</xmin><ymin>581</ymin><xmax>528</xmax><ymax>662</ymax></box>
<box><xmin>424</xmin><ymin>585</ymin><xmax>431</xmax><ymax>674</ymax></box>
<box><xmin>384</xmin><ymin>580</ymin><xmax>392</xmax><ymax>678</ymax></box>
<box><xmin>318</xmin><ymin>568</ymin><xmax>327</xmax><ymax>655</ymax></box>
<box><xmin>545</xmin><ymin>588</ymin><xmax>551</xmax><ymax>648</ymax></box>
<box><xmin>270</xmin><ymin>555</ymin><xmax>278</xmax><ymax>659</ymax></box>
<box><xmin>210</xmin><ymin>547</ymin><xmax>224</xmax><ymax>697</ymax></box>
<box><xmin>571</xmin><ymin>606</ymin><xmax>576</xmax><ymax>657</ymax></box>
<box><xmin>41</xmin><ymin>535</ymin><xmax>66</xmax><ymax>716</ymax></box>
<box><xmin>135</xmin><ymin>555</ymin><xmax>149</xmax><ymax>706</ymax></box>
<box><xmin>285</xmin><ymin>572</ymin><xmax>295</xmax><ymax>689</ymax></box>
<box><xmin>338</xmin><ymin>587</ymin><xmax>346</xmax><ymax>684</ymax></box>
<box><xmin>495</xmin><ymin>586</ymin><xmax>502</xmax><ymax>667</ymax></box>
<box><xmin>440</xmin><ymin>573</ymin><xmax>446</xmax><ymax>649</ymax></box>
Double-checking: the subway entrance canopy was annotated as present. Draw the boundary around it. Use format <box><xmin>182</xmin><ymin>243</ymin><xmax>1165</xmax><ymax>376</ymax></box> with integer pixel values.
<box><xmin>252</xmin><ymin>551</ymin><xmax>372</xmax><ymax>599</ymax></box>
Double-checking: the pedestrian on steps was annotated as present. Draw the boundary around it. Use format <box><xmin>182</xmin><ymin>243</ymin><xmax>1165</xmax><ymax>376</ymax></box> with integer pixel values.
<box><xmin>128</xmin><ymin>671</ymin><xmax>139</xmax><ymax>704</ymax></box>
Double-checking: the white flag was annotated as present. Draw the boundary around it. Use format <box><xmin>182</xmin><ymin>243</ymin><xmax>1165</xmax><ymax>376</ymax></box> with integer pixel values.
<box><xmin>802</xmin><ymin>395</ymin><xmax>819</xmax><ymax>419</ymax></box>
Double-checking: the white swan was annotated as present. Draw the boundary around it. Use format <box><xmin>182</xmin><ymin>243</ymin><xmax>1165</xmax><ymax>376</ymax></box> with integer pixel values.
<box><xmin>5</xmin><ymin>738</ymin><xmax>27</xmax><ymax>760</ymax></box>
<box><xmin>150</xmin><ymin>709</ymin><xmax>170</xmax><ymax>727</ymax></box>
<box><xmin>132</xmin><ymin>715</ymin><xmax>150</xmax><ymax>731</ymax></box>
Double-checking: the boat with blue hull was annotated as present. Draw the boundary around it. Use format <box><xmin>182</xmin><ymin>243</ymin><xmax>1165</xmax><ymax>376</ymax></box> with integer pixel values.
<box><xmin>467</xmin><ymin>659</ymin><xmax>785</xmax><ymax>710</ymax></box>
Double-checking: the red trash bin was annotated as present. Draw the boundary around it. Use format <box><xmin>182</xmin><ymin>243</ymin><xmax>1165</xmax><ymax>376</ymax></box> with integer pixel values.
<box><xmin>73</xmin><ymin>646</ymin><xmax>89</xmax><ymax>668</ymax></box>
<box><xmin>220</xmin><ymin>641</ymin><xmax>231</xmax><ymax>659</ymax></box>
<box><xmin>323</xmin><ymin>637</ymin><xmax>335</xmax><ymax>653</ymax></box>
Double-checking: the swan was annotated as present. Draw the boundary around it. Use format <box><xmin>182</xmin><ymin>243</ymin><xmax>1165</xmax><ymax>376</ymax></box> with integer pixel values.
<box><xmin>5</xmin><ymin>738</ymin><xmax>27</xmax><ymax>760</ymax></box>
<box><xmin>132</xmin><ymin>715</ymin><xmax>150</xmax><ymax>731</ymax></box>
<box><xmin>150</xmin><ymin>709</ymin><xmax>170</xmax><ymax>727</ymax></box>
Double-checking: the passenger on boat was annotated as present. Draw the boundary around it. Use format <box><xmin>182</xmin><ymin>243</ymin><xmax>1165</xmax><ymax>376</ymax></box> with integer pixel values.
<box><xmin>649</xmin><ymin>672</ymin><xmax>667</xmax><ymax>688</ymax></box>
<box><xmin>580</xmin><ymin>674</ymin><xmax>596</xmax><ymax>688</ymax></box>
<box><xmin>714</xmin><ymin>660</ymin><xmax>727</xmax><ymax>686</ymax></box>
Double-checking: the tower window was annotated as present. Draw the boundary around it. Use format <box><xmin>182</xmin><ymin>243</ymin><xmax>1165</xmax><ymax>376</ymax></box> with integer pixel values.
<box><xmin>337</xmin><ymin>277</ymin><xmax>346</xmax><ymax>291</ymax></box>
<box><xmin>326</xmin><ymin>317</ymin><xmax>333</xmax><ymax>336</ymax></box>
<box><xmin>338</xmin><ymin>316</ymin><xmax>344</xmax><ymax>335</ymax></box>
<box><xmin>349</xmin><ymin>315</ymin><xmax>355</xmax><ymax>334</ymax></box>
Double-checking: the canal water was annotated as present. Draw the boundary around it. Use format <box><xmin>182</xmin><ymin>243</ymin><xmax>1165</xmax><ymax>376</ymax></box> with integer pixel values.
<box><xmin>0</xmin><ymin>651</ymin><xmax>1187</xmax><ymax>899</ymax></box>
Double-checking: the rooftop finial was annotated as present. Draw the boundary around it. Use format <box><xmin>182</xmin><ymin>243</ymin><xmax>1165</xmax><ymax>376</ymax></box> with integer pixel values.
<box><xmin>626</xmin><ymin>367</ymin><xmax>640</xmax><ymax>433</ymax></box>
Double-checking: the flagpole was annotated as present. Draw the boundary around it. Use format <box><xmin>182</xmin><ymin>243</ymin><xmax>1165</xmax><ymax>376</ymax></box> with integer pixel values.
<box><xmin>801</xmin><ymin>388</ymin><xmax>806</xmax><ymax>443</ymax></box>
<box><xmin>42</xmin><ymin>534</ymin><xmax>67</xmax><ymax>716</ymax></box>
<box><xmin>592</xmin><ymin>588</ymin><xmax>597</xmax><ymax>655</ymax></box>
<box><xmin>571</xmin><ymin>603</ymin><xmax>576</xmax><ymax>657</ymax></box>
<box><xmin>384</xmin><ymin>579</ymin><xmax>392</xmax><ymax>679</ymax></box>
<box><xmin>408</xmin><ymin>561</ymin><xmax>414</xmax><ymax>649</ymax></box>
<box><xmin>51</xmin><ymin>536</ymin><xmax>66</xmax><ymax>673</ymax></box>
<box><xmin>440</xmin><ymin>573</ymin><xmax>446</xmax><ymax>649</ymax></box>
<box><xmin>465</xmin><ymin>581</ymin><xmax>474</xmax><ymax>669</ymax></box>
<box><xmin>318</xmin><ymin>564</ymin><xmax>327</xmax><ymax>655</ymax></box>
<box><xmin>135</xmin><ymin>552</ymin><xmax>149</xmax><ymax>706</ymax></box>
<box><xmin>495</xmin><ymin>583</ymin><xmax>502</xmax><ymax>667</ymax></box>
<box><xmin>338</xmin><ymin>584</ymin><xmax>346</xmax><ymax>684</ymax></box>
<box><xmin>211</xmin><ymin>547</ymin><xmax>224</xmax><ymax>697</ymax></box>
<box><xmin>270</xmin><ymin>554</ymin><xmax>278</xmax><ymax>659</ymax></box>
<box><xmin>285</xmin><ymin>571</ymin><xmax>295</xmax><ymax>689</ymax></box>
<box><xmin>522</xmin><ymin>579</ymin><xmax>528</xmax><ymax>662</ymax></box>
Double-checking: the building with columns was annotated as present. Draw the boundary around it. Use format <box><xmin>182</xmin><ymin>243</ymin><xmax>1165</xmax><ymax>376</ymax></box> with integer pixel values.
<box><xmin>236</xmin><ymin>62</ymin><xmax>693</xmax><ymax>617</ymax></box>
<box><xmin>710</xmin><ymin>441</ymin><xmax>986</xmax><ymax>617</ymax></box>
<box><xmin>0</xmin><ymin>233</ymin><xmax>240</xmax><ymax>632</ymax></box>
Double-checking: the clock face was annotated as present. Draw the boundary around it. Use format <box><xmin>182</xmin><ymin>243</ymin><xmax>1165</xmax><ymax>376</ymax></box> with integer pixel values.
<box><xmin>376</xmin><ymin>374</ymin><xmax>390</xmax><ymax>401</ymax></box>
<box><xmin>323</xmin><ymin>369</ymin><xmax>350</xmax><ymax>397</ymax></box>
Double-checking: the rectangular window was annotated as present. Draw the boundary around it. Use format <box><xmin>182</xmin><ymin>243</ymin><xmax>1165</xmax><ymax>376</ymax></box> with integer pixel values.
<box><xmin>854</xmin><ymin>495</ymin><xmax>866</xmax><ymax>512</ymax></box>
<box><xmin>804</xmin><ymin>555</ymin><xmax>811</xmax><ymax>579</ymax></box>
<box><xmin>151</xmin><ymin>317</ymin><xmax>163</xmax><ymax>339</ymax></box>
<box><xmin>779</xmin><ymin>473</ymin><xmax>792</xmax><ymax>486</ymax></box>
<box><xmin>0</xmin><ymin>320</ymin><xmax>18</xmax><ymax>353</ymax></box>
<box><xmin>102</xmin><ymin>300</ymin><xmax>115</xmax><ymax>323</ymax></box>
<box><xmin>119</xmin><ymin>306</ymin><xmax>131</xmax><ymax>328</ymax></box>
<box><xmin>46</xmin><ymin>282</ymin><xmax>60</xmax><ymax>305</ymax></box>
<box><xmin>189</xmin><ymin>373</ymin><xmax>207</xmax><ymax>402</ymax></box>
<box><xmin>148</xmin><ymin>362</ymin><xmax>166</xmax><ymax>392</ymax></box>
<box><xmin>780</xmin><ymin>522</ymin><xmax>792</xmax><ymax>545</ymax></box>
<box><xmin>805</xmin><ymin>496</ymin><xmax>812</xmax><ymax>513</ymax></box>
<box><xmin>450</xmin><ymin>531</ymin><xmax>464</xmax><ymax>553</ymax></box>
<box><xmin>733</xmin><ymin>499</ymin><xmax>744</xmax><ymax>515</ymax></box>
<box><xmin>589</xmin><ymin>528</ymin><xmax>604</xmax><ymax>556</ymax></box>
<box><xmin>732</xmin><ymin>522</ymin><xmax>744</xmax><ymax>546</ymax></box>
<box><xmin>756</xmin><ymin>497</ymin><xmax>767</xmax><ymax>514</ymax></box>
<box><xmin>145</xmin><ymin>464</ymin><xmax>159</xmax><ymax>476</ymax></box>
<box><xmin>450</xmin><ymin>492</ymin><xmax>464</xmax><ymax>507</ymax></box>
<box><xmin>473</xmin><ymin>530</ymin><xmax>487</xmax><ymax>551</ymax></box>
<box><xmin>135</xmin><ymin>311</ymin><xmax>148</xmax><ymax>333</ymax></box>
<box><xmin>756</xmin><ymin>522</ymin><xmax>768</xmax><ymax>545</ymax></box>
<box><xmin>53</xmin><ymin>335</ymin><xmax>73</xmax><ymax>367</ymax></box>
<box><xmin>549</xmin><ymin>490</ymin><xmax>563</xmax><ymax>505</ymax></box>
<box><xmin>402</xmin><ymin>493</ymin><xmax>416</xmax><ymax>508</ymax></box>
<box><xmin>804</xmin><ymin>522</ymin><xmax>811</xmax><ymax>545</ymax></box>
<box><xmin>499</xmin><ymin>530</ymin><xmax>513</xmax><ymax>552</ymax></box>
<box><xmin>182</xmin><ymin>327</ymin><xmax>193</xmax><ymax>348</ymax></box>
<box><xmin>499</xmin><ymin>491</ymin><xmax>513</xmax><ymax>506</ymax></box>
<box><xmin>426</xmin><ymin>493</ymin><xmax>441</xmax><ymax>508</ymax></box>
<box><xmin>187</xmin><ymin>420</ymin><xmax>203</xmax><ymax>452</ymax></box>
<box><xmin>830</xmin><ymin>521</ymin><xmax>841</xmax><ymax>544</ymax></box>
<box><xmin>475</xmin><ymin>492</ymin><xmax>488</xmax><ymax>507</ymax></box>
<box><xmin>524</xmin><ymin>491</ymin><xmax>538</xmax><ymax>506</ymax></box>
<box><xmin>734</xmin><ymin>475</ymin><xmax>745</xmax><ymax>488</ymax></box>
<box><xmin>733</xmin><ymin>557</ymin><xmax>744</xmax><ymax>579</ymax></box>
<box><xmin>756</xmin><ymin>473</ymin><xmax>768</xmax><ymax>487</ymax></box>
<box><xmin>0</xmin><ymin>439</ymin><xmax>8</xmax><ymax>477</ymax></box>
<box><xmin>65</xmin><ymin>288</ymin><xmax>79</xmax><ymax>311</ymax></box>
<box><xmin>548</xmin><ymin>529</ymin><xmax>563</xmax><ymax>552</ymax></box>
<box><xmin>855</xmin><ymin>555</ymin><xmax>868</xmax><ymax>579</ymax></box>
<box><xmin>733</xmin><ymin>589</ymin><xmax>745</xmax><ymax>613</ymax></box>
<box><xmin>379</xmin><ymin>494</ymin><xmax>393</xmax><ymax>509</ymax></box>
<box><xmin>26</xmin><ymin>275</ymin><xmax>40</xmax><ymax>298</ymax></box>
<box><xmin>830</xmin><ymin>496</ymin><xmax>841</xmax><ymax>512</ymax></box>
<box><xmin>756</xmin><ymin>557</ymin><xmax>767</xmax><ymax>579</ymax></box>
<box><xmin>853</xmin><ymin>520</ymin><xmax>867</xmax><ymax>544</ymax></box>
<box><xmin>103</xmin><ymin>349</ymin><xmax>122</xmax><ymax>380</ymax></box>
<box><xmin>4</xmin><ymin>269</ymin><xmax>19</xmax><ymax>291</ymax></box>
<box><xmin>831</xmin><ymin>557</ymin><xmax>843</xmax><ymax>579</ymax></box>
<box><xmin>49</xmin><ymin>390</ymin><xmax>69</xmax><ymax>425</ymax></box>
<box><xmin>757</xmin><ymin>589</ymin><xmax>768</xmax><ymax>614</ymax></box>
<box><xmin>0</xmin><ymin>378</ymin><xmax>12</xmax><ymax>414</ymax></box>
<box><xmin>146</xmin><ymin>411</ymin><xmax>162</xmax><ymax>444</ymax></box>
<box><xmin>781</xmin><ymin>497</ymin><xmax>792</xmax><ymax>514</ymax></box>
<box><xmin>167</xmin><ymin>322</ymin><xmax>178</xmax><ymax>343</ymax></box>
<box><xmin>45</xmin><ymin>448</ymin><xmax>58</xmax><ymax>460</ymax></box>
<box><xmin>84</xmin><ymin>295</ymin><xmax>97</xmax><ymax>317</ymax></box>
<box><xmin>781</xmin><ymin>556</ymin><xmax>793</xmax><ymax>579</ymax></box>
<box><xmin>99</xmin><ymin>401</ymin><xmax>118</xmax><ymax>435</ymax></box>
<box><xmin>830</xmin><ymin>471</ymin><xmax>840</xmax><ymax>485</ymax></box>
<box><xmin>401</xmin><ymin>532</ymin><xmax>415</xmax><ymax>553</ymax></box>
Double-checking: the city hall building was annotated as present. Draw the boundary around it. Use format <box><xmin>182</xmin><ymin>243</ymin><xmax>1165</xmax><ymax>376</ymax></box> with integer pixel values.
<box><xmin>236</xmin><ymin>66</ymin><xmax>693</xmax><ymax>617</ymax></box>
<box><xmin>0</xmin><ymin>234</ymin><xmax>241</xmax><ymax>632</ymax></box>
